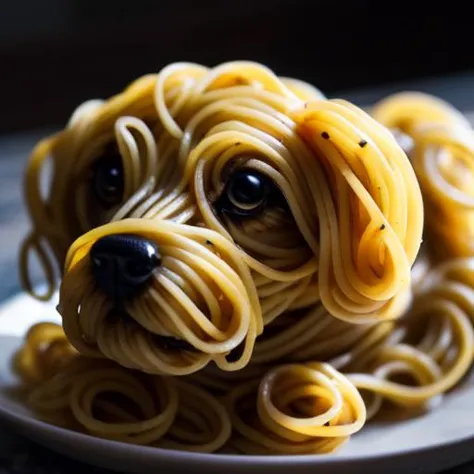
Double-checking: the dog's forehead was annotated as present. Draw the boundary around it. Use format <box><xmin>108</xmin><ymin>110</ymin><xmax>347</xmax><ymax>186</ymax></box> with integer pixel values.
<box><xmin>53</xmin><ymin>75</ymin><xmax>326</xmax><ymax>220</ymax></box>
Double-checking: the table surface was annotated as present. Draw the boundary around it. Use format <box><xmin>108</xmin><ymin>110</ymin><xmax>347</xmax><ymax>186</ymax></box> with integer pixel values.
<box><xmin>1</xmin><ymin>74</ymin><xmax>474</xmax><ymax>473</ymax></box>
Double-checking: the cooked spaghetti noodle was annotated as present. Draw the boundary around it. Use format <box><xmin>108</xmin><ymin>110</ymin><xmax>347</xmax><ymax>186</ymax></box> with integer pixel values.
<box><xmin>13</xmin><ymin>61</ymin><xmax>474</xmax><ymax>455</ymax></box>
<box><xmin>373</xmin><ymin>92</ymin><xmax>474</xmax><ymax>260</ymax></box>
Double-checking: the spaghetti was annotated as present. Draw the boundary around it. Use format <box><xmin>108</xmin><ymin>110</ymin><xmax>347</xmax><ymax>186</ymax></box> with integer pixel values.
<box><xmin>13</xmin><ymin>62</ymin><xmax>474</xmax><ymax>455</ymax></box>
<box><xmin>373</xmin><ymin>92</ymin><xmax>474</xmax><ymax>260</ymax></box>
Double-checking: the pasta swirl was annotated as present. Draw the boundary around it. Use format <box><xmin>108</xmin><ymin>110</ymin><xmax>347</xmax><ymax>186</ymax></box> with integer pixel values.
<box><xmin>13</xmin><ymin>322</ymin><xmax>77</xmax><ymax>386</ymax></box>
<box><xmin>226</xmin><ymin>362</ymin><xmax>365</xmax><ymax>454</ymax></box>
<box><xmin>348</xmin><ymin>258</ymin><xmax>474</xmax><ymax>414</ymax></box>
<box><xmin>19</xmin><ymin>337</ymin><xmax>231</xmax><ymax>453</ymax></box>
<box><xmin>373</xmin><ymin>92</ymin><xmax>474</xmax><ymax>260</ymax></box>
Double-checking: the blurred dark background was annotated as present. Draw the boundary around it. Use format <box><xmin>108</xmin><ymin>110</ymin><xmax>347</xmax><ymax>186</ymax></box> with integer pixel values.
<box><xmin>2</xmin><ymin>0</ymin><xmax>474</xmax><ymax>133</ymax></box>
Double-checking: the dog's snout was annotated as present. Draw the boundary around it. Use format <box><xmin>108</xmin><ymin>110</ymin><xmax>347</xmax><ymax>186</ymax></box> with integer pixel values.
<box><xmin>90</xmin><ymin>234</ymin><xmax>161</xmax><ymax>299</ymax></box>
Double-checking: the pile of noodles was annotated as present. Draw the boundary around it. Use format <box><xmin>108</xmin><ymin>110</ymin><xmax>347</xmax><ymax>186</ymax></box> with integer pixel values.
<box><xmin>13</xmin><ymin>62</ymin><xmax>474</xmax><ymax>454</ymax></box>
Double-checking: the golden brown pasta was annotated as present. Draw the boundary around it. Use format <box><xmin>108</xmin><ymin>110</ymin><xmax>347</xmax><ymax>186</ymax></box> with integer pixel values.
<box><xmin>13</xmin><ymin>322</ymin><xmax>77</xmax><ymax>386</ymax></box>
<box><xmin>373</xmin><ymin>92</ymin><xmax>474</xmax><ymax>260</ymax></box>
<box><xmin>226</xmin><ymin>362</ymin><xmax>365</xmax><ymax>454</ymax></box>
<box><xmin>14</xmin><ymin>61</ymin><xmax>473</xmax><ymax>456</ymax></box>
<box><xmin>348</xmin><ymin>257</ymin><xmax>474</xmax><ymax>416</ymax></box>
<box><xmin>19</xmin><ymin>62</ymin><xmax>422</xmax><ymax>381</ymax></box>
<box><xmin>20</xmin><ymin>343</ymin><xmax>231</xmax><ymax>453</ymax></box>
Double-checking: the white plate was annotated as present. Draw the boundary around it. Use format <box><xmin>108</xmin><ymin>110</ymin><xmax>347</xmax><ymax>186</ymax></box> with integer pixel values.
<box><xmin>0</xmin><ymin>293</ymin><xmax>473</xmax><ymax>474</ymax></box>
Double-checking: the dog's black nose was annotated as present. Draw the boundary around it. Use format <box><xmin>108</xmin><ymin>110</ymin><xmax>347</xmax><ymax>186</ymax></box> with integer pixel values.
<box><xmin>90</xmin><ymin>234</ymin><xmax>161</xmax><ymax>299</ymax></box>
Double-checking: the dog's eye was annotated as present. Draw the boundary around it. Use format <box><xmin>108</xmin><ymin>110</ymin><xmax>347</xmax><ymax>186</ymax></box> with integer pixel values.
<box><xmin>92</xmin><ymin>153</ymin><xmax>124</xmax><ymax>208</ymax></box>
<box><xmin>218</xmin><ymin>169</ymin><xmax>273</xmax><ymax>217</ymax></box>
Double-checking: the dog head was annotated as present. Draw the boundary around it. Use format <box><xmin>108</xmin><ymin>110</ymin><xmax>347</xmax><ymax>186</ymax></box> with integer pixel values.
<box><xmin>20</xmin><ymin>62</ymin><xmax>423</xmax><ymax>375</ymax></box>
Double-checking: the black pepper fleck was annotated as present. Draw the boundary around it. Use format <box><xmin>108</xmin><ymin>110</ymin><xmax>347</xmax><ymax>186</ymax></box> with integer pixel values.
<box><xmin>359</xmin><ymin>139</ymin><xmax>368</xmax><ymax>148</ymax></box>
<box><xmin>321</xmin><ymin>131</ymin><xmax>330</xmax><ymax>139</ymax></box>
<box><xmin>380</xmin><ymin>224</ymin><xmax>386</xmax><ymax>230</ymax></box>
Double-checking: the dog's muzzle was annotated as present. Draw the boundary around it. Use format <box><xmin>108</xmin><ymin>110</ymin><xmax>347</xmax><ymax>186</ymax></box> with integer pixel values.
<box><xmin>90</xmin><ymin>234</ymin><xmax>161</xmax><ymax>299</ymax></box>
<box><xmin>59</xmin><ymin>219</ymin><xmax>262</xmax><ymax>374</ymax></box>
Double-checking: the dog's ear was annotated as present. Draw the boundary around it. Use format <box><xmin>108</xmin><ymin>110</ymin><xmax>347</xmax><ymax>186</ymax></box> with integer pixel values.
<box><xmin>291</xmin><ymin>100</ymin><xmax>424</xmax><ymax>324</ymax></box>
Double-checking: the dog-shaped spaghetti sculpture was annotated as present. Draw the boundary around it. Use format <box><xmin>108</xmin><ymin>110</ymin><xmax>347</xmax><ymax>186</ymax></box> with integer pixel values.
<box><xmin>13</xmin><ymin>62</ymin><xmax>474</xmax><ymax>454</ymax></box>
